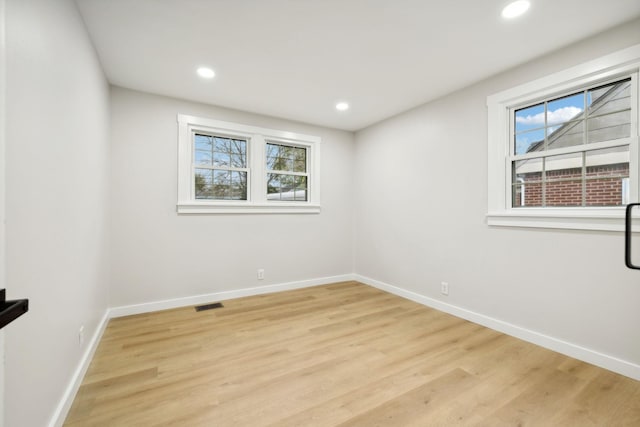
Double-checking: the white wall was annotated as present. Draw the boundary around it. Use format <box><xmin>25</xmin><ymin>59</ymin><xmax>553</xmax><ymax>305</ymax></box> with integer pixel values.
<box><xmin>2</xmin><ymin>5</ymin><xmax>638</xmax><ymax>426</ymax></box>
<box><xmin>4</xmin><ymin>0</ymin><xmax>111</xmax><ymax>426</ymax></box>
<box><xmin>109</xmin><ymin>87</ymin><xmax>354</xmax><ymax>307</ymax></box>
<box><xmin>0</xmin><ymin>0</ymin><xmax>6</xmax><ymax>423</ymax></box>
<box><xmin>354</xmin><ymin>19</ymin><xmax>640</xmax><ymax>373</ymax></box>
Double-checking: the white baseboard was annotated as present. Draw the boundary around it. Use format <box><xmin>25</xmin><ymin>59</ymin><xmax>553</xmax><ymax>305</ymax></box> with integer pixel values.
<box><xmin>109</xmin><ymin>274</ymin><xmax>356</xmax><ymax>318</ymax></box>
<box><xmin>48</xmin><ymin>310</ymin><xmax>110</xmax><ymax>427</ymax></box>
<box><xmin>48</xmin><ymin>274</ymin><xmax>355</xmax><ymax>426</ymax></box>
<box><xmin>49</xmin><ymin>272</ymin><xmax>639</xmax><ymax>427</ymax></box>
<box><xmin>354</xmin><ymin>274</ymin><xmax>640</xmax><ymax>381</ymax></box>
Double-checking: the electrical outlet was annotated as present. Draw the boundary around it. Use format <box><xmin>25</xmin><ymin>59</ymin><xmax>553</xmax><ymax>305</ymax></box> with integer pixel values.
<box><xmin>440</xmin><ymin>282</ymin><xmax>449</xmax><ymax>296</ymax></box>
<box><xmin>78</xmin><ymin>325</ymin><xmax>85</xmax><ymax>345</ymax></box>
<box><xmin>257</xmin><ymin>269</ymin><xmax>265</xmax><ymax>280</ymax></box>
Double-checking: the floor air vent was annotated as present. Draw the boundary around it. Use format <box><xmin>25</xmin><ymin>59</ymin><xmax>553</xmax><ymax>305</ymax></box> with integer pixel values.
<box><xmin>195</xmin><ymin>302</ymin><xmax>224</xmax><ymax>312</ymax></box>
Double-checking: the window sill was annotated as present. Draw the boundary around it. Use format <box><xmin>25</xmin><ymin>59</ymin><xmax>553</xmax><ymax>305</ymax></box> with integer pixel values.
<box><xmin>177</xmin><ymin>202</ymin><xmax>321</xmax><ymax>214</ymax></box>
<box><xmin>486</xmin><ymin>208</ymin><xmax>637</xmax><ymax>231</ymax></box>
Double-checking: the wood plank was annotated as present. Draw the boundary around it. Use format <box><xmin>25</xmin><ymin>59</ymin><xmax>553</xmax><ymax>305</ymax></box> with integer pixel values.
<box><xmin>63</xmin><ymin>281</ymin><xmax>640</xmax><ymax>426</ymax></box>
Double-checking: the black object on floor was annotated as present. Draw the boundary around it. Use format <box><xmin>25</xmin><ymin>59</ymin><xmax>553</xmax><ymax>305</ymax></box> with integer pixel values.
<box><xmin>195</xmin><ymin>302</ymin><xmax>224</xmax><ymax>312</ymax></box>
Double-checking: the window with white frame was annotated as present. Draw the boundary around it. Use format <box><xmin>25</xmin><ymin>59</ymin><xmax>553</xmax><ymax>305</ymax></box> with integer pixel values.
<box><xmin>266</xmin><ymin>142</ymin><xmax>309</xmax><ymax>201</ymax></box>
<box><xmin>177</xmin><ymin>114</ymin><xmax>321</xmax><ymax>214</ymax></box>
<box><xmin>194</xmin><ymin>133</ymin><xmax>248</xmax><ymax>201</ymax></box>
<box><xmin>512</xmin><ymin>77</ymin><xmax>632</xmax><ymax>208</ymax></box>
<box><xmin>487</xmin><ymin>45</ymin><xmax>640</xmax><ymax>231</ymax></box>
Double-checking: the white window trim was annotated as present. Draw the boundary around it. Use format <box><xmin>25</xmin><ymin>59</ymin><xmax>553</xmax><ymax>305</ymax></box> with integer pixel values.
<box><xmin>177</xmin><ymin>114</ymin><xmax>321</xmax><ymax>214</ymax></box>
<box><xmin>487</xmin><ymin>44</ymin><xmax>640</xmax><ymax>231</ymax></box>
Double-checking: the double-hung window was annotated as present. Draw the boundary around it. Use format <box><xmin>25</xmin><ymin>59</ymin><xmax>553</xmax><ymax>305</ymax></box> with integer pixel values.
<box><xmin>194</xmin><ymin>133</ymin><xmax>249</xmax><ymax>201</ymax></box>
<box><xmin>512</xmin><ymin>77</ymin><xmax>632</xmax><ymax>208</ymax></box>
<box><xmin>177</xmin><ymin>115</ymin><xmax>321</xmax><ymax>214</ymax></box>
<box><xmin>487</xmin><ymin>45</ymin><xmax>640</xmax><ymax>231</ymax></box>
<box><xmin>266</xmin><ymin>142</ymin><xmax>309</xmax><ymax>201</ymax></box>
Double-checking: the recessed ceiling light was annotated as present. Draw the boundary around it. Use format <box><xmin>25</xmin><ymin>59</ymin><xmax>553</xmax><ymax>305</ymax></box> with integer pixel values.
<box><xmin>196</xmin><ymin>67</ymin><xmax>215</xmax><ymax>79</ymax></box>
<box><xmin>336</xmin><ymin>102</ymin><xmax>349</xmax><ymax>111</ymax></box>
<box><xmin>501</xmin><ymin>0</ymin><xmax>530</xmax><ymax>19</ymax></box>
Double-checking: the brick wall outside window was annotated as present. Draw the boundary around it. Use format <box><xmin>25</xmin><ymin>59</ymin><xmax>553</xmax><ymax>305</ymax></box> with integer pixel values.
<box><xmin>515</xmin><ymin>163</ymin><xmax>628</xmax><ymax>207</ymax></box>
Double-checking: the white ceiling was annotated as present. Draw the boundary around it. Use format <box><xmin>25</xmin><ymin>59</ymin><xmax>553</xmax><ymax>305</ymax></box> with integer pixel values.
<box><xmin>75</xmin><ymin>0</ymin><xmax>640</xmax><ymax>131</ymax></box>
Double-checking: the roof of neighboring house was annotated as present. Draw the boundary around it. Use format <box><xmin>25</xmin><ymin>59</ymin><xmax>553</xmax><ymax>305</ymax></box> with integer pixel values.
<box><xmin>526</xmin><ymin>79</ymin><xmax>631</xmax><ymax>153</ymax></box>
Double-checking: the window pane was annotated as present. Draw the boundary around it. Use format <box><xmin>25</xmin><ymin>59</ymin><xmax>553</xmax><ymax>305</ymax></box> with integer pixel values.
<box><xmin>214</xmin><ymin>137</ymin><xmax>230</xmax><ymax>152</ymax></box>
<box><xmin>213</xmin><ymin>151</ymin><xmax>230</xmax><ymax>167</ymax></box>
<box><xmin>544</xmin><ymin>152</ymin><xmax>583</xmax><ymax>207</ymax></box>
<box><xmin>512</xmin><ymin>183</ymin><xmax>543</xmax><ymax>208</ymax></box>
<box><xmin>229</xmin><ymin>139</ymin><xmax>247</xmax><ymax>167</ymax></box>
<box><xmin>515</xmin><ymin>129</ymin><xmax>544</xmax><ymax>155</ymax></box>
<box><xmin>512</xmin><ymin>182</ymin><xmax>543</xmax><ymax>207</ymax></box>
<box><xmin>512</xmin><ymin>183</ymin><xmax>525</xmax><ymax>208</ymax></box>
<box><xmin>266</xmin><ymin>173</ymin><xmax>306</xmax><ymax>201</ymax></box>
<box><xmin>195</xmin><ymin>168</ymin><xmax>212</xmax><ymax>182</ymax></box>
<box><xmin>267</xmin><ymin>173</ymin><xmax>284</xmax><ymax>200</ymax></box>
<box><xmin>512</xmin><ymin>147</ymin><xmax>632</xmax><ymax>207</ymax></box>
<box><xmin>544</xmin><ymin>152</ymin><xmax>583</xmax><ymax>181</ymax></box>
<box><xmin>194</xmin><ymin>169</ymin><xmax>213</xmax><ymax>199</ymax></box>
<box><xmin>194</xmin><ymin>134</ymin><xmax>212</xmax><ymax>151</ymax></box>
<box><xmin>281</xmin><ymin>174</ymin><xmax>295</xmax><ymax>192</ymax></box>
<box><xmin>547</xmin><ymin>92</ymin><xmax>584</xmax><ymax>127</ymax></box>
<box><xmin>585</xmin><ymin>147</ymin><xmax>629</xmax><ymax>207</ymax></box>
<box><xmin>585</xmin><ymin>145</ymin><xmax>629</xmax><ymax>169</ymax></box>
<box><xmin>230</xmin><ymin>153</ymin><xmax>246</xmax><ymax>168</ymax></box>
<box><xmin>513</xmin><ymin>159</ymin><xmax>542</xmax><ymax>207</ymax></box>
<box><xmin>513</xmin><ymin>158</ymin><xmax>542</xmax><ymax>182</ymax></box>
<box><xmin>589</xmin><ymin>92</ymin><xmax>630</xmax><ymax>116</ymax></box>
<box><xmin>293</xmin><ymin>147</ymin><xmax>306</xmax><ymax>172</ymax></box>
<box><xmin>265</xmin><ymin>144</ymin><xmax>279</xmax><ymax>170</ymax></box>
<box><xmin>211</xmin><ymin>170</ymin><xmax>229</xmax><ymax>199</ymax></box>
<box><xmin>230</xmin><ymin>171</ymin><xmax>247</xmax><ymax>200</ymax></box>
<box><xmin>293</xmin><ymin>160</ymin><xmax>306</xmax><ymax>173</ymax></box>
<box><xmin>515</xmin><ymin>103</ymin><xmax>544</xmax><ymax>133</ymax></box>
<box><xmin>587</xmin><ymin>110</ymin><xmax>631</xmax><ymax>143</ymax></box>
<box><xmin>267</xmin><ymin>174</ymin><xmax>280</xmax><ymax>199</ymax></box>
<box><xmin>195</xmin><ymin>135</ymin><xmax>248</xmax><ymax>170</ymax></box>
<box><xmin>266</xmin><ymin>143</ymin><xmax>278</xmax><ymax>158</ymax></box>
<box><xmin>266</xmin><ymin>155</ymin><xmax>276</xmax><ymax>170</ymax></box>
<box><xmin>545</xmin><ymin>179</ymin><xmax>582</xmax><ymax>206</ymax></box>
<box><xmin>585</xmin><ymin>177</ymin><xmax>626</xmax><ymax>206</ymax></box>
<box><xmin>267</xmin><ymin>156</ymin><xmax>288</xmax><ymax>171</ymax></box>
<box><xmin>541</xmin><ymin>92</ymin><xmax>585</xmax><ymax>151</ymax></box>
<box><xmin>195</xmin><ymin>169</ymin><xmax>247</xmax><ymax>200</ymax></box>
<box><xmin>279</xmin><ymin>158</ymin><xmax>294</xmax><ymax>171</ymax></box>
<box><xmin>586</xmin><ymin>79</ymin><xmax>632</xmax><ymax>144</ymax></box>
<box><xmin>513</xmin><ymin>79</ymin><xmax>632</xmax><ymax>159</ymax></box>
<box><xmin>292</xmin><ymin>146</ymin><xmax>306</xmax><ymax>158</ymax></box>
<box><xmin>587</xmin><ymin>79</ymin><xmax>631</xmax><ymax>116</ymax></box>
<box><xmin>546</xmin><ymin>120</ymin><xmax>584</xmax><ymax>150</ymax></box>
<box><xmin>294</xmin><ymin>176</ymin><xmax>308</xmax><ymax>201</ymax></box>
<box><xmin>266</xmin><ymin>143</ymin><xmax>307</xmax><ymax>172</ymax></box>
<box><xmin>194</xmin><ymin>150</ymin><xmax>212</xmax><ymax>166</ymax></box>
<box><xmin>230</xmin><ymin>139</ymin><xmax>246</xmax><ymax>155</ymax></box>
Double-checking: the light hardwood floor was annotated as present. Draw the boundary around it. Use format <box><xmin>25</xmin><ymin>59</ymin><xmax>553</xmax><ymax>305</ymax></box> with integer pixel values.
<box><xmin>64</xmin><ymin>281</ymin><xmax>640</xmax><ymax>426</ymax></box>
